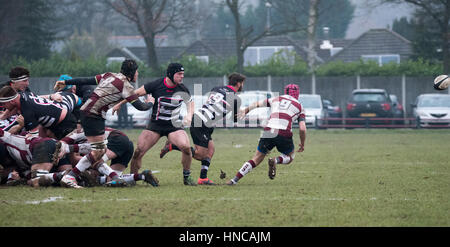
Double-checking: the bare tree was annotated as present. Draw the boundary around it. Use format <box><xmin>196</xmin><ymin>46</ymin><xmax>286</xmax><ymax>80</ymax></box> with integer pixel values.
<box><xmin>307</xmin><ymin>0</ymin><xmax>320</xmax><ymax>72</ymax></box>
<box><xmin>377</xmin><ymin>0</ymin><xmax>450</xmax><ymax>73</ymax></box>
<box><xmin>226</xmin><ymin>0</ymin><xmax>304</xmax><ymax>73</ymax></box>
<box><xmin>104</xmin><ymin>0</ymin><xmax>198</xmax><ymax>72</ymax></box>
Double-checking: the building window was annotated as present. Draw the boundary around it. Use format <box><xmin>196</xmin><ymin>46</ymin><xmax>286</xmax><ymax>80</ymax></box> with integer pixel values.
<box><xmin>196</xmin><ymin>55</ymin><xmax>209</xmax><ymax>64</ymax></box>
<box><xmin>361</xmin><ymin>54</ymin><xmax>400</xmax><ymax>66</ymax></box>
<box><xmin>244</xmin><ymin>46</ymin><xmax>294</xmax><ymax>66</ymax></box>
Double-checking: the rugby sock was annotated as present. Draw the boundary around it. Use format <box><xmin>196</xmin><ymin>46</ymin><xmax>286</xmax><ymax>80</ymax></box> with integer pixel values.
<box><xmin>97</xmin><ymin>163</ymin><xmax>120</xmax><ymax>180</ymax></box>
<box><xmin>232</xmin><ymin>160</ymin><xmax>256</xmax><ymax>183</ymax></box>
<box><xmin>200</xmin><ymin>158</ymin><xmax>211</xmax><ymax>179</ymax></box>
<box><xmin>69</xmin><ymin>154</ymin><xmax>94</xmax><ymax>177</ymax></box>
<box><xmin>121</xmin><ymin>174</ymin><xmax>140</xmax><ymax>183</ymax></box>
<box><xmin>274</xmin><ymin>154</ymin><xmax>293</xmax><ymax>165</ymax></box>
<box><xmin>183</xmin><ymin>169</ymin><xmax>191</xmax><ymax>178</ymax></box>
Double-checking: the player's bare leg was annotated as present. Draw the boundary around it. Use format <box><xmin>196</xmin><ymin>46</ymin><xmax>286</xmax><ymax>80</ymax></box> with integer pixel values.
<box><xmin>168</xmin><ymin>130</ymin><xmax>195</xmax><ymax>185</ymax></box>
<box><xmin>227</xmin><ymin>150</ymin><xmax>266</xmax><ymax>185</ymax></box>
<box><xmin>130</xmin><ymin>130</ymin><xmax>161</xmax><ymax>174</ymax></box>
<box><xmin>194</xmin><ymin>140</ymin><xmax>216</xmax><ymax>185</ymax></box>
<box><xmin>268</xmin><ymin>151</ymin><xmax>295</xmax><ymax>180</ymax></box>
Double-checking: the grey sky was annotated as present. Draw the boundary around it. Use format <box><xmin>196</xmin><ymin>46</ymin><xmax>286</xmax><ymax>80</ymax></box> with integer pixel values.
<box><xmin>346</xmin><ymin>0</ymin><xmax>414</xmax><ymax>38</ymax></box>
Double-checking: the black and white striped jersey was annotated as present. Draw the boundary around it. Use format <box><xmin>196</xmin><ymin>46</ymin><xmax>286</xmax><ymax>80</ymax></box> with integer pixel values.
<box><xmin>143</xmin><ymin>78</ymin><xmax>192</xmax><ymax>126</ymax></box>
<box><xmin>195</xmin><ymin>85</ymin><xmax>241</xmax><ymax>127</ymax></box>
<box><xmin>55</xmin><ymin>91</ymin><xmax>81</xmax><ymax>113</ymax></box>
<box><xmin>19</xmin><ymin>92</ymin><xmax>64</xmax><ymax>130</ymax></box>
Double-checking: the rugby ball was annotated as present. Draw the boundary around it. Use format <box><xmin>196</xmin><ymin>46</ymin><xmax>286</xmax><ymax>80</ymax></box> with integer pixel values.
<box><xmin>434</xmin><ymin>75</ymin><xmax>450</xmax><ymax>90</ymax></box>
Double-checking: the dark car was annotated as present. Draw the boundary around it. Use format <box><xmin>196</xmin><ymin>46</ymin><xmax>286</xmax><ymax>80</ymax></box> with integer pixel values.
<box><xmin>389</xmin><ymin>94</ymin><xmax>405</xmax><ymax>124</ymax></box>
<box><xmin>322</xmin><ymin>99</ymin><xmax>342</xmax><ymax>124</ymax></box>
<box><xmin>346</xmin><ymin>89</ymin><xmax>394</xmax><ymax>125</ymax></box>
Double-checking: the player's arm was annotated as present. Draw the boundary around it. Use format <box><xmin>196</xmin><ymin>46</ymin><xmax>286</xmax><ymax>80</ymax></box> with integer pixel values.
<box><xmin>238</xmin><ymin>99</ymin><xmax>267</xmax><ymax>119</ymax></box>
<box><xmin>54</xmin><ymin>77</ymin><xmax>98</xmax><ymax>91</ymax></box>
<box><xmin>298</xmin><ymin>119</ymin><xmax>306</xmax><ymax>152</ymax></box>
<box><xmin>7</xmin><ymin>115</ymin><xmax>24</xmax><ymax>134</ymax></box>
<box><xmin>183</xmin><ymin>99</ymin><xmax>194</xmax><ymax>127</ymax></box>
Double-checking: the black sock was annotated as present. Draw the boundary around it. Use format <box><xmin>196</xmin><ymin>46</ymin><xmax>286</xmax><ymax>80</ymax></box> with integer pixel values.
<box><xmin>200</xmin><ymin>158</ymin><xmax>211</xmax><ymax>179</ymax></box>
<box><xmin>183</xmin><ymin>169</ymin><xmax>191</xmax><ymax>179</ymax></box>
<box><xmin>172</xmin><ymin>144</ymin><xmax>180</xmax><ymax>151</ymax></box>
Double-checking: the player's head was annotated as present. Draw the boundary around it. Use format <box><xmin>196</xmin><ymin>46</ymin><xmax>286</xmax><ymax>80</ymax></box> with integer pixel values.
<box><xmin>9</xmin><ymin>66</ymin><xmax>30</xmax><ymax>92</ymax></box>
<box><xmin>228</xmin><ymin>72</ymin><xmax>246</xmax><ymax>92</ymax></box>
<box><xmin>120</xmin><ymin>59</ymin><xmax>139</xmax><ymax>82</ymax></box>
<box><xmin>58</xmin><ymin>74</ymin><xmax>75</xmax><ymax>92</ymax></box>
<box><xmin>166</xmin><ymin>63</ymin><xmax>184</xmax><ymax>84</ymax></box>
<box><xmin>0</xmin><ymin>86</ymin><xmax>20</xmax><ymax>110</ymax></box>
<box><xmin>284</xmin><ymin>84</ymin><xmax>300</xmax><ymax>99</ymax></box>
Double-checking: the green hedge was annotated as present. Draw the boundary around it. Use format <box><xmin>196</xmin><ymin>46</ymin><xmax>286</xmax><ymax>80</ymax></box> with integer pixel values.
<box><xmin>0</xmin><ymin>53</ymin><xmax>443</xmax><ymax>78</ymax></box>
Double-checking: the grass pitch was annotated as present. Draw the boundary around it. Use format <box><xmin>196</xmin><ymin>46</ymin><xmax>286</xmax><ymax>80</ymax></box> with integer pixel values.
<box><xmin>0</xmin><ymin>128</ymin><xmax>449</xmax><ymax>227</ymax></box>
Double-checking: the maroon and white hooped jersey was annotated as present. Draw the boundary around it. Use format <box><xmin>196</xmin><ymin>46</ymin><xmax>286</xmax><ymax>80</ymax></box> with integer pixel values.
<box><xmin>0</xmin><ymin>131</ymin><xmax>33</xmax><ymax>168</ymax></box>
<box><xmin>263</xmin><ymin>94</ymin><xmax>305</xmax><ymax>137</ymax></box>
<box><xmin>81</xmin><ymin>72</ymin><xmax>139</xmax><ymax>119</ymax></box>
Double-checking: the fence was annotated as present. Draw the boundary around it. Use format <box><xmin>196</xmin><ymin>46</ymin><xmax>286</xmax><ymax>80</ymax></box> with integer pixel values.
<box><xmin>1</xmin><ymin>74</ymin><xmax>448</xmax><ymax>118</ymax></box>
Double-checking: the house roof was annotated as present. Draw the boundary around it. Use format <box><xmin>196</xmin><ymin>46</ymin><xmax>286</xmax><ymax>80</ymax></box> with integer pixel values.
<box><xmin>106</xmin><ymin>29</ymin><xmax>412</xmax><ymax>66</ymax></box>
<box><xmin>328</xmin><ymin>29</ymin><xmax>412</xmax><ymax>62</ymax></box>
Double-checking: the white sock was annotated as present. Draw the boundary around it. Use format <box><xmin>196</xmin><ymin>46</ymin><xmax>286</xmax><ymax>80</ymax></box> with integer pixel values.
<box><xmin>275</xmin><ymin>154</ymin><xmax>294</xmax><ymax>165</ymax></box>
<box><xmin>97</xmin><ymin>163</ymin><xmax>114</xmax><ymax>177</ymax></box>
<box><xmin>75</xmin><ymin>155</ymin><xmax>93</xmax><ymax>173</ymax></box>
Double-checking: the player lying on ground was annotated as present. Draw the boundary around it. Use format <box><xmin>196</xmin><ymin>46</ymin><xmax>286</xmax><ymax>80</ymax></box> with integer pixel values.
<box><xmin>53</xmin><ymin>127</ymin><xmax>159</xmax><ymax>187</ymax></box>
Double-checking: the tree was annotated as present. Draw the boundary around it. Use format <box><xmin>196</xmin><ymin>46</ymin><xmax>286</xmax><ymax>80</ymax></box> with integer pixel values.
<box><xmin>104</xmin><ymin>0</ymin><xmax>199</xmax><ymax>72</ymax></box>
<box><xmin>225</xmin><ymin>0</ymin><xmax>354</xmax><ymax>73</ymax></box>
<box><xmin>379</xmin><ymin>0</ymin><xmax>450</xmax><ymax>73</ymax></box>
<box><xmin>0</xmin><ymin>0</ymin><xmax>57</xmax><ymax>62</ymax></box>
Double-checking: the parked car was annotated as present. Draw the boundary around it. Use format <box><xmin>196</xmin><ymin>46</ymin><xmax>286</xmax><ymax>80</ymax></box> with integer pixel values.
<box><xmin>389</xmin><ymin>94</ymin><xmax>405</xmax><ymax>124</ymax></box>
<box><xmin>346</xmin><ymin>89</ymin><xmax>394</xmax><ymax>125</ymax></box>
<box><xmin>105</xmin><ymin>101</ymin><xmax>151</xmax><ymax>128</ymax></box>
<box><xmin>412</xmin><ymin>94</ymin><xmax>450</xmax><ymax>127</ymax></box>
<box><xmin>322</xmin><ymin>98</ymin><xmax>342</xmax><ymax>124</ymax></box>
<box><xmin>298</xmin><ymin>94</ymin><xmax>327</xmax><ymax>128</ymax></box>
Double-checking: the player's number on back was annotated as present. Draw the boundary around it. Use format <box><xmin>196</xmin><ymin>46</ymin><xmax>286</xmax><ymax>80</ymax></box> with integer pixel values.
<box><xmin>279</xmin><ymin>99</ymin><xmax>291</xmax><ymax>110</ymax></box>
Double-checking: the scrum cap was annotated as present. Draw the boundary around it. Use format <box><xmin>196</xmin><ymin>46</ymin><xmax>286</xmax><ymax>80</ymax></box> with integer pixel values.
<box><xmin>284</xmin><ymin>84</ymin><xmax>300</xmax><ymax>99</ymax></box>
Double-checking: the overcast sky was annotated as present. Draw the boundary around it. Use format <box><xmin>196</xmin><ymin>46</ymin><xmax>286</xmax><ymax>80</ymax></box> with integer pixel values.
<box><xmin>346</xmin><ymin>0</ymin><xmax>414</xmax><ymax>38</ymax></box>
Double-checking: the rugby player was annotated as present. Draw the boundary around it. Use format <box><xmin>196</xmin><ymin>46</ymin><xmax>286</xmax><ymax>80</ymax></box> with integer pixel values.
<box><xmin>53</xmin><ymin>59</ymin><xmax>154</xmax><ymax>188</ymax></box>
<box><xmin>114</xmin><ymin>63</ymin><xmax>195</xmax><ymax>186</ymax></box>
<box><xmin>227</xmin><ymin>84</ymin><xmax>307</xmax><ymax>185</ymax></box>
<box><xmin>55</xmin><ymin>127</ymin><xmax>159</xmax><ymax>187</ymax></box>
<box><xmin>0</xmin><ymin>127</ymin><xmax>72</xmax><ymax>187</ymax></box>
<box><xmin>159</xmin><ymin>73</ymin><xmax>245</xmax><ymax>185</ymax></box>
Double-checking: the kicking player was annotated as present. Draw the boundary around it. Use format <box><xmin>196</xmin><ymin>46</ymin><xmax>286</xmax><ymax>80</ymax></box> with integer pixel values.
<box><xmin>53</xmin><ymin>59</ymin><xmax>153</xmax><ymax>188</ymax></box>
<box><xmin>114</xmin><ymin>63</ymin><xmax>196</xmax><ymax>185</ymax></box>
<box><xmin>227</xmin><ymin>84</ymin><xmax>307</xmax><ymax>185</ymax></box>
<box><xmin>159</xmin><ymin>72</ymin><xmax>245</xmax><ymax>185</ymax></box>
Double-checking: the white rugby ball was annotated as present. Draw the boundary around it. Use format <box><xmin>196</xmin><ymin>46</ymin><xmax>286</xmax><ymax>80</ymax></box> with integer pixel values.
<box><xmin>434</xmin><ymin>75</ymin><xmax>450</xmax><ymax>90</ymax></box>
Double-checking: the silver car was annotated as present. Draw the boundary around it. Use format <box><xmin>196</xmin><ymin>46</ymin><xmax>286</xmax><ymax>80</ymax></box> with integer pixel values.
<box><xmin>412</xmin><ymin>94</ymin><xmax>450</xmax><ymax>127</ymax></box>
<box><xmin>298</xmin><ymin>94</ymin><xmax>328</xmax><ymax>128</ymax></box>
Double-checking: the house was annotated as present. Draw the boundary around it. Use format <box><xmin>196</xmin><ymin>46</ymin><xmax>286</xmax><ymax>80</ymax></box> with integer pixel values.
<box><xmin>327</xmin><ymin>29</ymin><xmax>413</xmax><ymax>65</ymax></box>
<box><xmin>105</xmin><ymin>28</ymin><xmax>412</xmax><ymax>67</ymax></box>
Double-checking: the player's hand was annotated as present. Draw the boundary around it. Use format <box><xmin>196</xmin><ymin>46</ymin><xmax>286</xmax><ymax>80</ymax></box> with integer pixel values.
<box><xmin>53</xmin><ymin>80</ymin><xmax>66</xmax><ymax>91</ymax></box>
<box><xmin>16</xmin><ymin>115</ymin><xmax>24</xmax><ymax>127</ymax></box>
<box><xmin>182</xmin><ymin>117</ymin><xmax>192</xmax><ymax>127</ymax></box>
<box><xmin>112</xmin><ymin>103</ymin><xmax>122</xmax><ymax>115</ymax></box>
<box><xmin>237</xmin><ymin>109</ymin><xmax>247</xmax><ymax>119</ymax></box>
<box><xmin>145</xmin><ymin>94</ymin><xmax>155</xmax><ymax>104</ymax></box>
<box><xmin>297</xmin><ymin>144</ymin><xmax>304</xmax><ymax>152</ymax></box>
<box><xmin>50</xmin><ymin>93</ymin><xmax>63</xmax><ymax>102</ymax></box>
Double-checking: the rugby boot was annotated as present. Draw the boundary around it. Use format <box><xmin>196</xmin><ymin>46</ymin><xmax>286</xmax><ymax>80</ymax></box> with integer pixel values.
<box><xmin>141</xmin><ymin>170</ymin><xmax>159</xmax><ymax>187</ymax></box>
<box><xmin>268</xmin><ymin>158</ymin><xmax>276</xmax><ymax>180</ymax></box>
<box><xmin>105</xmin><ymin>177</ymin><xmax>128</xmax><ymax>187</ymax></box>
<box><xmin>197</xmin><ymin>177</ymin><xmax>216</xmax><ymax>185</ymax></box>
<box><xmin>183</xmin><ymin>175</ymin><xmax>197</xmax><ymax>186</ymax></box>
<box><xmin>159</xmin><ymin>141</ymin><xmax>172</xmax><ymax>158</ymax></box>
<box><xmin>60</xmin><ymin>174</ymin><xmax>83</xmax><ymax>189</ymax></box>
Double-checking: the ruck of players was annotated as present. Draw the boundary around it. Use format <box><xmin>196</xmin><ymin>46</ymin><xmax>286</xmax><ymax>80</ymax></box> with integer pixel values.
<box><xmin>0</xmin><ymin>59</ymin><xmax>307</xmax><ymax>189</ymax></box>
